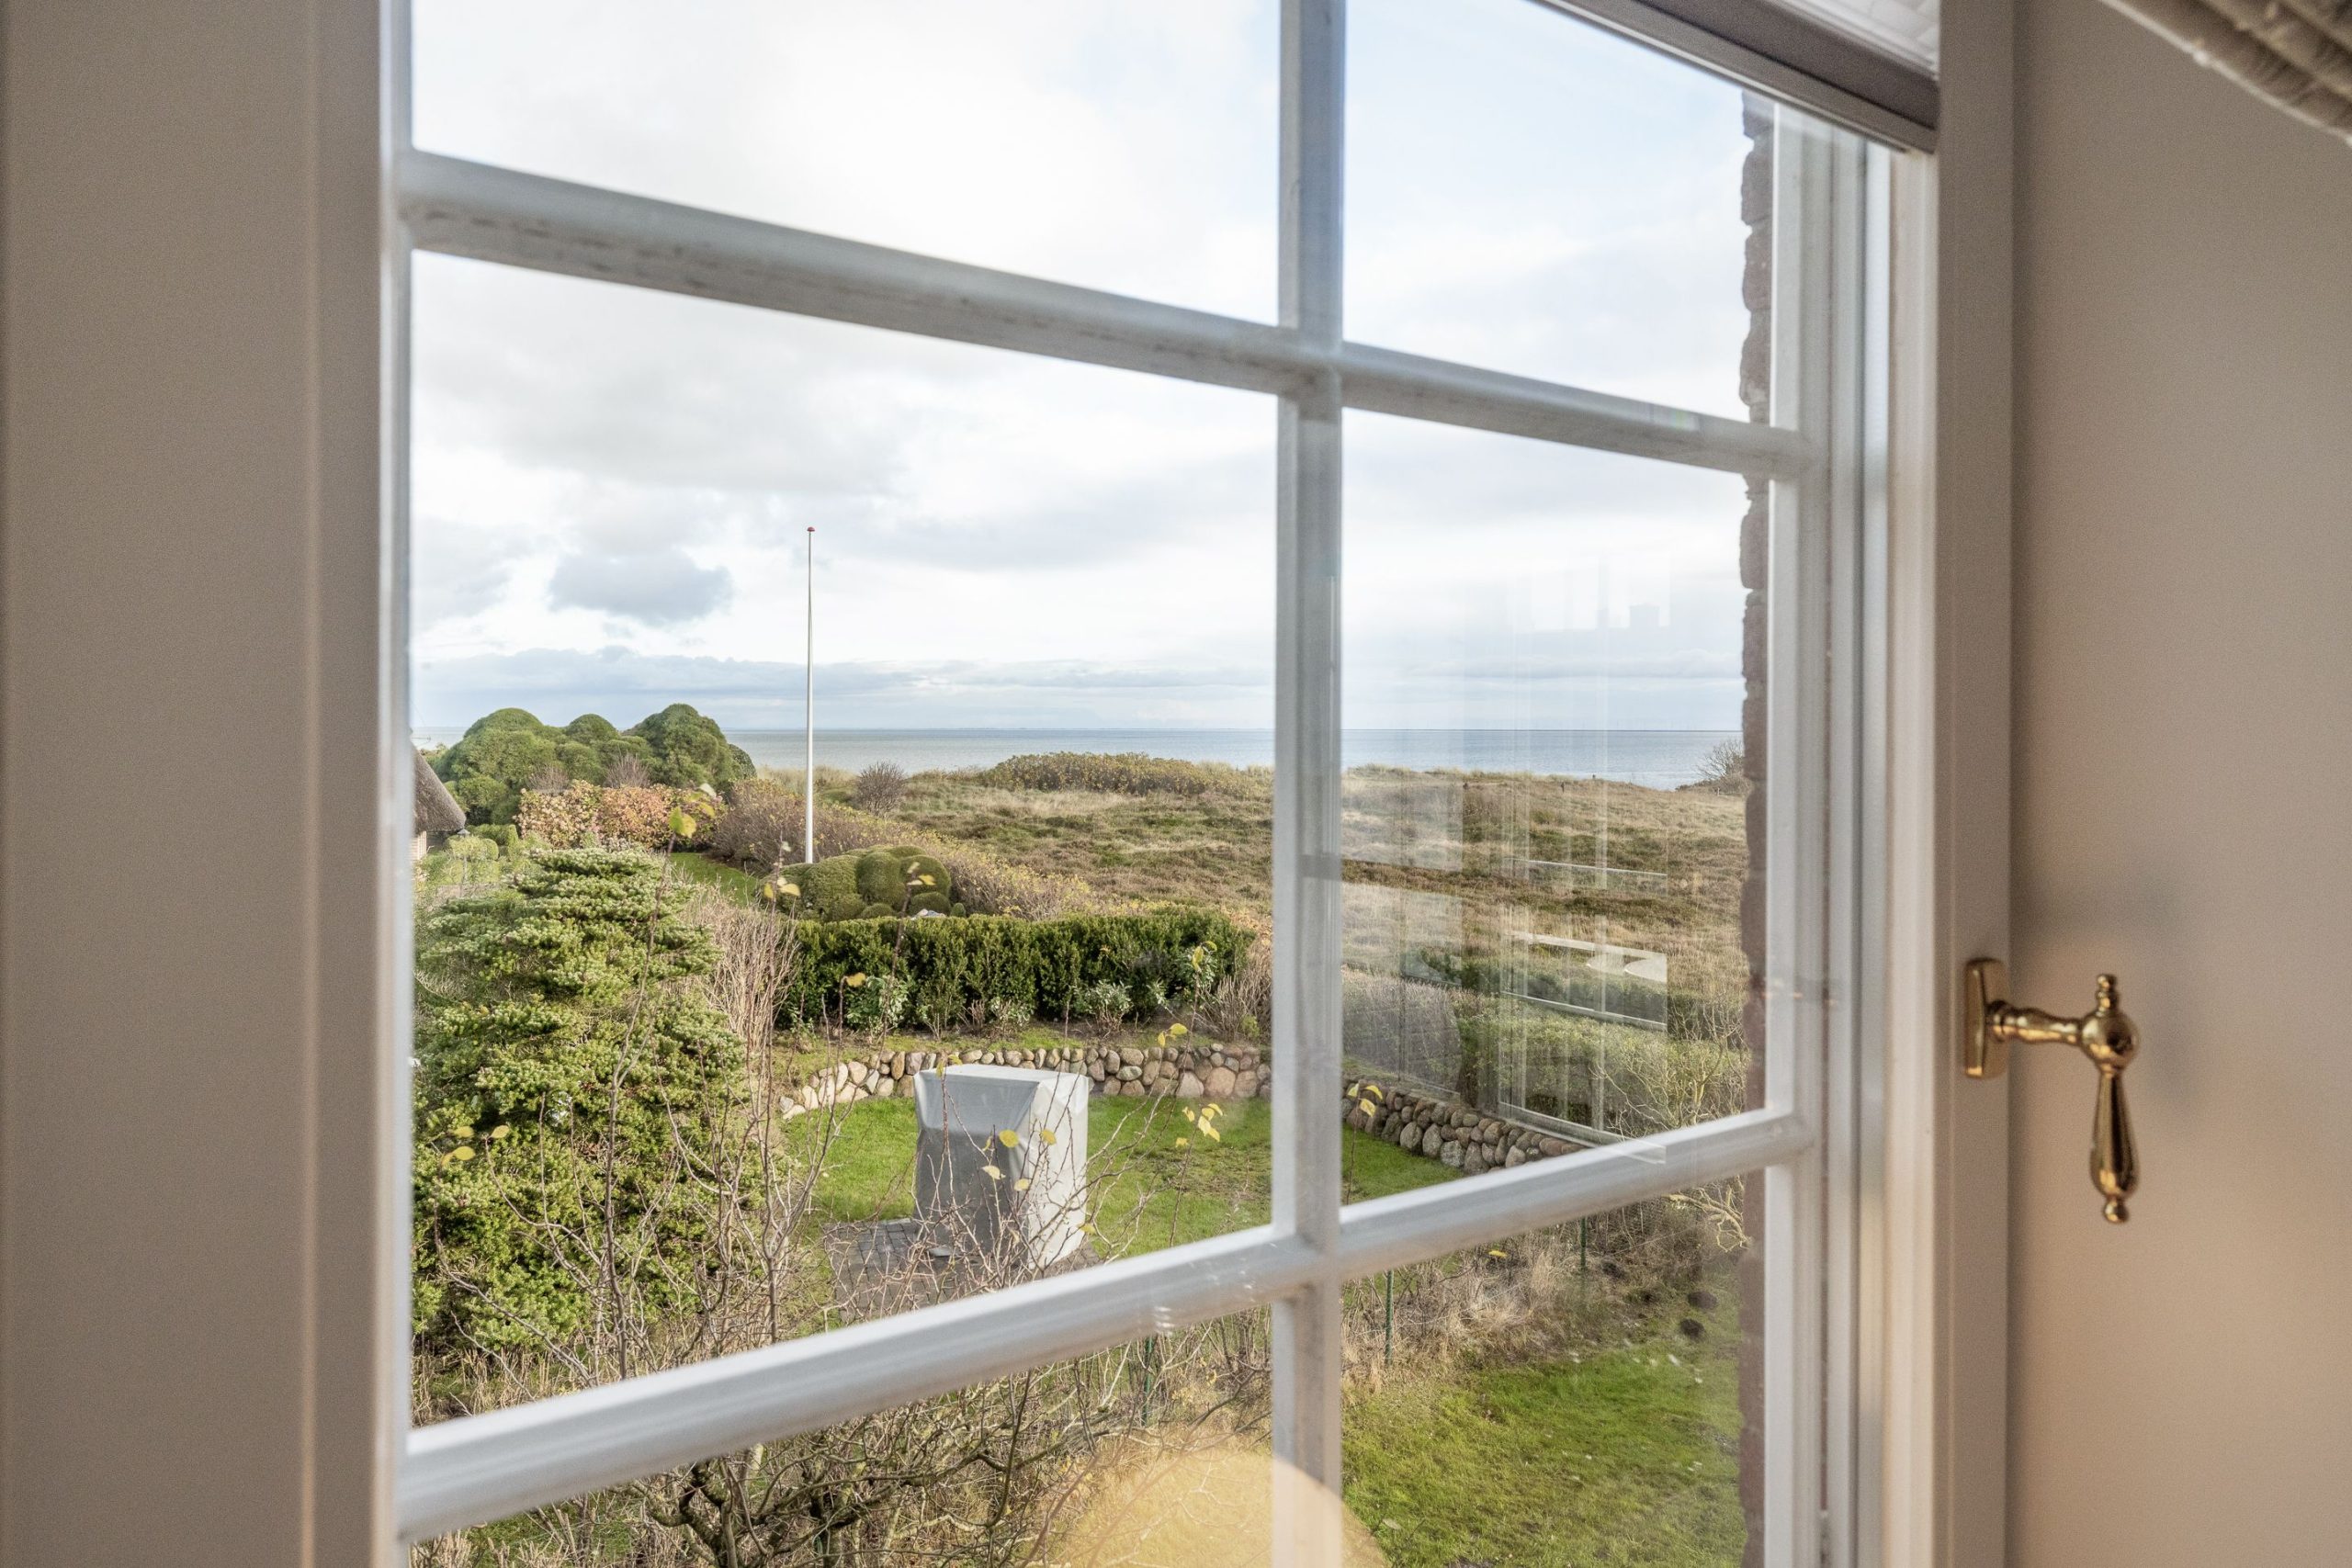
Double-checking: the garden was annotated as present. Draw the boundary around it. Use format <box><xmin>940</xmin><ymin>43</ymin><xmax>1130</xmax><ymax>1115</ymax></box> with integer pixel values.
<box><xmin>411</xmin><ymin>712</ymin><xmax>1755</xmax><ymax>1567</ymax></box>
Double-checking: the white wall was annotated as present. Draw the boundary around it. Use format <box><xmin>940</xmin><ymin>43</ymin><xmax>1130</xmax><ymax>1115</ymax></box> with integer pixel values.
<box><xmin>2010</xmin><ymin>0</ymin><xmax>2352</xmax><ymax>1561</ymax></box>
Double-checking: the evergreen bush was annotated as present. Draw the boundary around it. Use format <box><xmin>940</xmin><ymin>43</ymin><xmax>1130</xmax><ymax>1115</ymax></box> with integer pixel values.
<box><xmin>410</xmin><ymin>848</ymin><xmax>744</xmax><ymax>1352</ymax></box>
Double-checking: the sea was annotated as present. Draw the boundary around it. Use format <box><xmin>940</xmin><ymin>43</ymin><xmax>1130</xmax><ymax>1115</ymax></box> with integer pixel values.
<box><xmin>412</xmin><ymin>727</ymin><xmax>1736</xmax><ymax>789</ymax></box>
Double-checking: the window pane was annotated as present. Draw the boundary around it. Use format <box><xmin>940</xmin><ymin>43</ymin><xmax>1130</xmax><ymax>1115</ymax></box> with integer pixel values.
<box><xmin>1349</xmin><ymin>0</ymin><xmax>1773</xmax><ymax>419</ymax></box>
<box><xmin>1339</xmin><ymin>413</ymin><xmax>1762</xmax><ymax>1160</ymax></box>
<box><xmin>411</xmin><ymin>1312</ymin><xmax>1281</xmax><ymax>1566</ymax></box>
<box><xmin>408</xmin><ymin>256</ymin><xmax>1285</xmax><ymax>1408</ymax></box>
<box><xmin>411</xmin><ymin>0</ymin><xmax>1279</xmax><ymax>321</ymax></box>
<box><xmin>1341</xmin><ymin>1186</ymin><xmax>1759</xmax><ymax>1566</ymax></box>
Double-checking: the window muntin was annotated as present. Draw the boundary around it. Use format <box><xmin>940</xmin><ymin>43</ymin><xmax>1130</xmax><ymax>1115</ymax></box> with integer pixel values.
<box><xmin>397</xmin><ymin>2</ymin><xmax>1880</xmax><ymax>1558</ymax></box>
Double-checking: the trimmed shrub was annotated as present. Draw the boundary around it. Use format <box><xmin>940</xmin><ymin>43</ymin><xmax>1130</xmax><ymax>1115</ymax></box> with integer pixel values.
<box><xmin>773</xmin><ymin>845</ymin><xmax>963</xmax><ymax>921</ymax></box>
<box><xmin>854</xmin><ymin>847</ymin><xmax>908</xmax><ymax>909</ymax></box>
<box><xmin>780</xmin><ymin>908</ymin><xmax>1249</xmax><ymax>1033</ymax></box>
<box><xmin>435</xmin><ymin>705</ymin><xmax>744</xmax><ymax>823</ymax></box>
<box><xmin>705</xmin><ymin>795</ymin><xmax>1119</xmax><ymax>919</ymax></box>
<box><xmin>628</xmin><ymin>702</ymin><xmax>754</xmax><ymax>792</ymax></box>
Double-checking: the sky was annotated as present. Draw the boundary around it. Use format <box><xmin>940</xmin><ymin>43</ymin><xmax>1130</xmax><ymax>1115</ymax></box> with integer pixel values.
<box><xmin>409</xmin><ymin>0</ymin><xmax>1770</xmax><ymax>733</ymax></box>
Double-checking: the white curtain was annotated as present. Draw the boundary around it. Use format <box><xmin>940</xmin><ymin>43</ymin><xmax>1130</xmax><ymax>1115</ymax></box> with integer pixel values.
<box><xmin>2105</xmin><ymin>0</ymin><xmax>2352</xmax><ymax>138</ymax></box>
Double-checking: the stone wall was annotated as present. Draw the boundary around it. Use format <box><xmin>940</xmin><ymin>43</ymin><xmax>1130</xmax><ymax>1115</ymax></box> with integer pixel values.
<box><xmin>782</xmin><ymin>1039</ymin><xmax>1268</xmax><ymax>1118</ymax></box>
<box><xmin>1342</xmin><ymin>1081</ymin><xmax>1580</xmax><ymax>1174</ymax></box>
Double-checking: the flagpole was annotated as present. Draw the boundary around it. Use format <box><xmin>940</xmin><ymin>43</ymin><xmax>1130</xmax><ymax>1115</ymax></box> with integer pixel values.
<box><xmin>803</xmin><ymin>525</ymin><xmax>816</xmax><ymax>865</ymax></box>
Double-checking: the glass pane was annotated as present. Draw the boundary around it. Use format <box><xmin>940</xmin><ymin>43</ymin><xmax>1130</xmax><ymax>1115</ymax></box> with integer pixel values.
<box><xmin>408</xmin><ymin>256</ymin><xmax>1287</xmax><ymax>1408</ymax></box>
<box><xmin>411</xmin><ymin>0</ymin><xmax>1279</xmax><ymax>321</ymax></box>
<box><xmin>1341</xmin><ymin>1185</ymin><xmax>1758</xmax><ymax>1566</ymax></box>
<box><xmin>1339</xmin><ymin>412</ymin><xmax>1761</xmax><ymax>1163</ymax></box>
<box><xmin>412</xmin><ymin>1312</ymin><xmax>1280</xmax><ymax>1566</ymax></box>
<box><xmin>1349</xmin><ymin>0</ymin><xmax>1773</xmax><ymax>419</ymax></box>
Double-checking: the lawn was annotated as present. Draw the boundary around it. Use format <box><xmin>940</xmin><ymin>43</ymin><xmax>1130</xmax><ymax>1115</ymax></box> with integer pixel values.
<box><xmin>664</xmin><ymin>847</ymin><xmax>768</xmax><ymax>899</ymax></box>
<box><xmin>1343</xmin><ymin>1275</ymin><xmax>1747</xmax><ymax>1568</ymax></box>
<box><xmin>786</xmin><ymin>1091</ymin><xmax>1455</xmax><ymax>1257</ymax></box>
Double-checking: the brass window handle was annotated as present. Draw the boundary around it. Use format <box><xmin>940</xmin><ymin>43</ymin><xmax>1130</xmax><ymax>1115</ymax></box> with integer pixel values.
<box><xmin>1963</xmin><ymin>959</ymin><xmax>2141</xmax><ymax>1224</ymax></box>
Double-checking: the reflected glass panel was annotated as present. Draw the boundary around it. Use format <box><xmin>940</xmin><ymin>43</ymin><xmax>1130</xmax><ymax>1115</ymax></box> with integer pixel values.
<box><xmin>412</xmin><ymin>0</ymin><xmax>1279</xmax><ymax>320</ymax></box>
<box><xmin>1341</xmin><ymin>1185</ymin><xmax>1759</xmax><ymax>1566</ymax></box>
<box><xmin>407</xmin><ymin>256</ymin><xmax>1281</xmax><ymax>1408</ymax></box>
<box><xmin>1340</xmin><ymin>412</ymin><xmax>1761</xmax><ymax>1164</ymax></box>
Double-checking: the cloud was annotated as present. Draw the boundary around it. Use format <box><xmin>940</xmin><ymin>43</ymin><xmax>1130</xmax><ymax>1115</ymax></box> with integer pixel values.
<box><xmin>548</xmin><ymin>547</ymin><xmax>733</xmax><ymax>625</ymax></box>
<box><xmin>411</xmin><ymin>513</ymin><xmax>534</xmax><ymax>631</ymax></box>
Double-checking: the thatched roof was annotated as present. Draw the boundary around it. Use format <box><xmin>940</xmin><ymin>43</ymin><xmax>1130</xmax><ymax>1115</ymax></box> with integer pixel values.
<box><xmin>413</xmin><ymin>747</ymin><xmax>467</xmax><ymax>835</ymax></box>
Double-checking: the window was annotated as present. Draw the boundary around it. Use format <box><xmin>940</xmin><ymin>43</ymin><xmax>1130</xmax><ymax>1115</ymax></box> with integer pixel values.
<box><xmin>399</xmin><ymin>3</ymin><xmax>1889</xmax><ymax>1563</ymax></box>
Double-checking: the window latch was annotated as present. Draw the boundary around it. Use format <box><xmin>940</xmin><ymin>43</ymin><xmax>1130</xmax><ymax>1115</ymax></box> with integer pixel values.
<box><xmin>1963</xmin><ymin>959</ymin><xmax>2142</xmax><ymax>1224</ymax></box>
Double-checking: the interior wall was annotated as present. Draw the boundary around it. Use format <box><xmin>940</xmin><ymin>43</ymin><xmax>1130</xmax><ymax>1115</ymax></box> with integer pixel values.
<box><xmin>2010</xmin><ymin>1</ymin><xmax>2352</xmax><ymax>1561</ymax></box>
<box><xmin>0</xmin><ymin>2</ymin><xmax>396</xmax><ymax>1562</ymax></box>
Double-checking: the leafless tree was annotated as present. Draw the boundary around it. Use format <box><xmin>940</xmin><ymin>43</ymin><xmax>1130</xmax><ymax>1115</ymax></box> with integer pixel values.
<box><xmin>851</xmin><ymin>761</ymin><xmax>908</xmax><ymax>813</ymax></box>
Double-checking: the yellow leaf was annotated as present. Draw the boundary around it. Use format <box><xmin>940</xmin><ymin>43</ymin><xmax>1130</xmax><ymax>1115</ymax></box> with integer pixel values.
<box><xmin>1359</xmin><ymin>1100</ymin><xmax>1376</xmax><ymax>1116</ymax></box>
<box><xmin>1182</xmin><ymin>1107</ymin><xmax>1197</xmax><ymax>1124</ymax></box>
<box><xmin>778</xmin><ymin>882</ymin><xmax>798</xmax><ymax>897</ymax></box>
<box><xmin>1037</xmin><ymin>1127</ymin><xmax>1058</xmax><ymax>1145</ymax></box>
<box><xmin>1487</xmin><ymin>1248</ymin><xmax>1508</xmax><ymax>1259</ymax></box>
<box><xmin>761</xmin><ymin>884</ymin><xmax>778</xmax><ymax>900</ymax></box>
<box><xmin>1202</xmin><ymin>1123</ymin><xmax>1221</xmax><ymax>1143</ymax></box>
<box><xmin>844</xmin><ymin>973</ymin><xmax>867</xmax><ymax>988</ymax></box>
<box><xmin>1157</xmin><ymin>1032</ymin><xmax>1169</xmax><ymax>1048</ymax></box>
<box><xmin>997</xmin><ymin>1128</ymin><xmax>1020</xmax><ymax>1147</ymax></box>
<box><xmin>443</xmin><ymin>1146</ymin><xmax>475</xmax><ymax>1165</ymax></box>
<box><xmin>489</xmin><ymin>1124</ymin><xmax>510</xmax><ymax>1140</ymax></box>
<box><xmin>668</xmin><ymin>808</ymin><xmax>693</xmax><ymax>838</ymax></box>
<box><xmin>1013</xmin><ymin>1178</ymin><xmax>1032</xmax><ymax>1192</ymax></box>
<box><xmin>1364</xmin><ymin>1083</ymin><xmax>1384</xmax><ymax>1100</ymax></box>
<box><xmin>1169</xmin><ymin>1022</ymin><xmax>1188</xmax><ymax>1036</ymax></box>
<box><xmin>1173</xmin><ymin>1137</ymin><xmax>1190</xmax><ymax>1149</ymax></box>
<box><xmin>917</xmin><ymin>874</ymin><xmax>935</xmax><ymax>886</ymax></box>
<box><xmin>981</xmin><ymin>1165</ymin><xmax>1003</xmax><ymax>1180</ymax></box>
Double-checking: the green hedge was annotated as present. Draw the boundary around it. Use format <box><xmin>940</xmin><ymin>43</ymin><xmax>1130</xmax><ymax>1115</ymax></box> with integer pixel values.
<box><xmin>783</xmin><ymin>908</ymin><xmax>1249</xmax><ymax>1032</ymax></box>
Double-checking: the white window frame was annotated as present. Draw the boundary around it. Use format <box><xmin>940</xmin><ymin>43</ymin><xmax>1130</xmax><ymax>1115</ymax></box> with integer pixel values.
<box><xmin>382</xmin><ymin>6</ymin><xmax>1906</xmax><ymax>1566</ymax></box>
